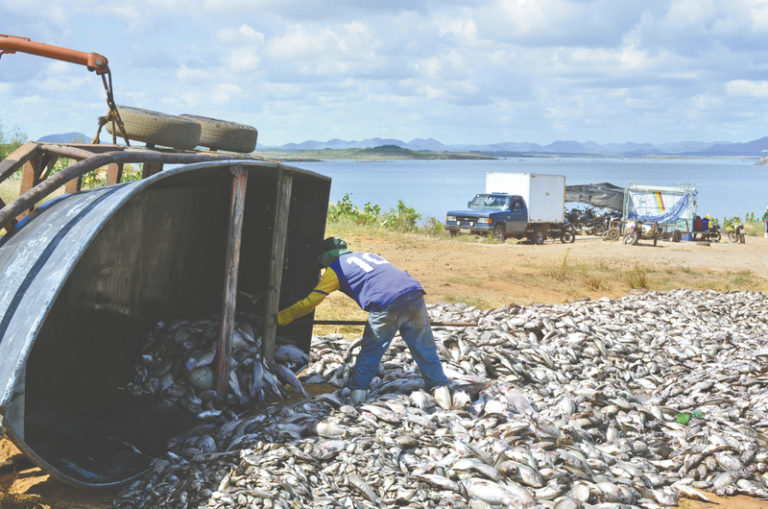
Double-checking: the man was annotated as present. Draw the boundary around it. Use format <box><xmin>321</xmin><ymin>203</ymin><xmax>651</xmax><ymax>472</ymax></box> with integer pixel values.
<box><xmin>763</xmin><ymin>206</ymin><xmax>768</xmax><ymax>238</ymax></box>
<box><xmin>277</xmin><ymin>237</ymin><xmax>451</xmax><ymax>408</ymax></box>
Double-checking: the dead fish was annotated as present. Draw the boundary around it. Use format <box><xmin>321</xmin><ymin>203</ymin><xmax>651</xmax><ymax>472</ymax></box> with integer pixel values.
<box><xmin>275</xmin><ymin>363</ymin><xmax>310</xmax><ymax>399</ymax></box>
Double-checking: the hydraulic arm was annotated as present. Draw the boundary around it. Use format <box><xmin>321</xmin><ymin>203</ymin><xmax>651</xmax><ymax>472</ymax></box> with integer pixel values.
<box><xmin>0</xmin><ymin>34</ymin><xmax>109</xmax><ymax>74</ymax></box>
<box><xmin>0</xmin><ymin>34</ymin><xmax>128</xmax><ymax>145</ymax></box>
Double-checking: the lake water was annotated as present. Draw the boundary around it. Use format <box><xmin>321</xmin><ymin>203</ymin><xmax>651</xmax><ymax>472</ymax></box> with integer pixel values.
<box><xmin>297</xmin><ymin>157</ymin><xmax>766</xmax><ymax>224</ymax></box>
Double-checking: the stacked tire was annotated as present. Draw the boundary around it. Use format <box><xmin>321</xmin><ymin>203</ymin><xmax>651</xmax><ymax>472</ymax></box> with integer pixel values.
<box><xmin>107</xmin><ymin>106</ymin><xmax>258</xmax><ymax>153</ymax></box>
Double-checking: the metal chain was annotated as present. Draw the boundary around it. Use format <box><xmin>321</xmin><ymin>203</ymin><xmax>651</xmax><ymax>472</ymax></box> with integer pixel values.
<box><xmin>92</xmin><ymin>69</ymin><xmax>130</xmax><ymax>146</ymax></box>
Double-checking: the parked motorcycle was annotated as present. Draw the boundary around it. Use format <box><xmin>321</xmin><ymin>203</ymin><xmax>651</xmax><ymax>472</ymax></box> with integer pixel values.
<box><xmin>727</xmin><ymin>223</ymin><xmax>745</xmax><ymax>243</ymax></box>
<box><xmin>623</xmin><ymin>219</ymin><xmax>660</xmax><ymax>246</ymax></box>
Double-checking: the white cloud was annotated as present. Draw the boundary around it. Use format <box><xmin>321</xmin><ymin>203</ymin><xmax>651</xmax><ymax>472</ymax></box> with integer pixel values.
<box><xmin>177</xmin><ymin>65</ymin><xmax>212</xmax><ymax>82</ymax></box>
<box><xmin>217</xmin><ymin>25</ymin><xmax>265</xmax><ymax>44</ymax></box>
<box><xmin>726</xmin><ymin>79</ymin><xmax>768</xmax><ymax>97</ymax></box>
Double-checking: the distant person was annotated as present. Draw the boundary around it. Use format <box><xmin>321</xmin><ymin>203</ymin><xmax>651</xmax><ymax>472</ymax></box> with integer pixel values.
<box><xmin>693</xmin><ymin>215</ymin><xmax>703</xmax><ymax>240</ymax></box>
<box><xmin>277</xmin><ymin>237</ymin><xmax>452</xmax><ymax>409</ymax></box>
<box><xmin>702</xmin><ymin>215</ymin><xmax>710</xmax><ymax>231</ymax></box>
<box><xmin>763</xmin><ymin>206</ymin><xmax>768</xmax><ymax>238</ymax></box>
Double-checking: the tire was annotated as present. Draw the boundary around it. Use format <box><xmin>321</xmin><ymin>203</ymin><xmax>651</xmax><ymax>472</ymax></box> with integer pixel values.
<box><xmin>560</xmin><ymin>230</ymin><xmax>575</xmax><ymax>243</ymax></box>
<box><xmin>728</xmin><ymin>231</ymin><xmax>738</xmax><ymax>243</ymax></box>
<box><xmin>106</xmin><ymin>105</ymin><xmax>202</xmax><ymax>150</ymax></box>
<box><xmin>493</xmin><ymin>223</ymin><xmax>506</xmax><ymax>241</ymax></box>
<box><xmin>712</xmin><ymin>231</ymin><xmax>721</xmax><ymax>243</ymax></box>
<box><xmin>533</xmin><ymin>228</ymin><xmax>546</xmax><ymax>245</ymax></box>
<box><xmin>604</xmin><ymin>228</ymin><xmax>620</xmax><ymax>241</ymax></box>
<box><xmin>179</xmin><ymin>114</ymin><xmax>258</xmax><ymax>153</ymax></box>
<box><xmin>623</xmin><ymin>232</ymin><xmax>638</xmax><ymax>245</ymax></box>
<box><xmin>591</xmin><ymin>223</ymin><xmax>605</xmax><ymax>236</ymax></box>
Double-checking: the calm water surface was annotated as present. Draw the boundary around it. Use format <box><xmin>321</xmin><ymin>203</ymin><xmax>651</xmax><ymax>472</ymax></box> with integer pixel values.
<box><xmin>298</xmin><ymin>157</ymin><xmax>766</xmax><ymax>224</ymax></box>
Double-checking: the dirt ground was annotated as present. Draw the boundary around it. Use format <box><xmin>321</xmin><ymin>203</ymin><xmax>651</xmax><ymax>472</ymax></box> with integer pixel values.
<box><xmin>2</xmin><ymin>233</ymin><xmax>768</xmax><ymax>508</ymax></box>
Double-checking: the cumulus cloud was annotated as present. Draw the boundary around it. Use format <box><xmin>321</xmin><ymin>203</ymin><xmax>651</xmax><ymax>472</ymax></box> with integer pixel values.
<box><xmin>3</xmin><ymin>0</ymin><xmax>768</xmax><ymax>144</ymax></box>
<box><xmin>726</xmin><ymin>80</ymin><xmax>768</xmax><ymax>97</ymax></box>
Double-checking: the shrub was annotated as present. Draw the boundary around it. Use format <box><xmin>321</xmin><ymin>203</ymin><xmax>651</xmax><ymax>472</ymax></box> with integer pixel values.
<box><xmin>327</xmin><ymin>194</ymin><xmax>421</xmax><ymax>232</ymax></box>
<box><xmin>424</xmin><ymin>217</ymin><xmax>446</xmax><ymax>235</ymax></box>
<box><xmin>380</xmin><ymin>200</ymin><xmax>421</xmax><ymax>232</ymax></box>
<box><xmin>327</xmin><ymin>193</ymin><xmax>380</xmax><ymax>225</ymax></box>
<box><xmin>625</xmin><ymin>266</ymin><xmax>648</xmax><ymax>289</ymax></box>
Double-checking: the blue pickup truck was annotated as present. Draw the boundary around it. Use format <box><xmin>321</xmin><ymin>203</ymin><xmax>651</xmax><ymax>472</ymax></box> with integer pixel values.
<box><xmin>445</xmin><ymin>193</ymin><xmax>530</xmax><ymax>240</ymax></box>
<box><xmin>445</xmin><ymin>192</ymin><xmax>574</xmax><ymax>244</ymax></box>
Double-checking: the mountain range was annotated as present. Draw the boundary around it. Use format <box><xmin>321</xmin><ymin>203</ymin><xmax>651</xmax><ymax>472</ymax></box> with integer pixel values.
<box><xmin>275</xmin><ymin>136</ymin><xmax>768</xmax><ymax>156</ymax></box>
<box><xmin>38</xmin><ymin>132</ymin><xmax>768</xmax><ymax>157</ymax></box>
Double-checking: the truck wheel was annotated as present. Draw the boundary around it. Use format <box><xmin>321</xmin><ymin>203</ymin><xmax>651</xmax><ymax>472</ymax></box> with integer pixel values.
<box><xmin>533</xmin><ymin>228</ymin><xmax>545</xmax><ymax>245</ymax></box>
<box><xmin>179</xmin><ymin>114</ymin><xmax>258</xmax><ymax>153</ymax></box>
<box><xmin>493</xmin><ymin>223</ymin><xmax>506</xmax><ymax>241</ymax></box>
<box><xmin>106</xmin><ymin>105</ymin><xmax>202</xmax><ymax>150</ymax></box>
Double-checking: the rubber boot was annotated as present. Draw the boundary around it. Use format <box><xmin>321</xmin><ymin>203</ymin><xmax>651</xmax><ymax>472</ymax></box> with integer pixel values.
<box><xmin>349</xmin><ymin>389</ymin><xmax>367</xmax><ymax>405</ymax></box>
<box><xmin>433</xmin><ymin>386</ymin><xmax>451</xmax><ymax>410</ymax></box>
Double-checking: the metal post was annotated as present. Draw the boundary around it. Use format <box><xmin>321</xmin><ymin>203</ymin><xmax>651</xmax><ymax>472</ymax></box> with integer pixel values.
<box><xmin>215</xmin><ymin>166</ymin><xmax>248</xmax><ymax>396</ymax></box>
<box><xmin>263</xmin><ymin>168</ymin><xmax>293</xmax><ymax>365</ymax></box>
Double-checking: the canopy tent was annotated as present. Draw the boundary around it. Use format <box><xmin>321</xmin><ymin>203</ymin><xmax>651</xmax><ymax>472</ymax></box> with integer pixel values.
<box><xmin>623</xmin><ymin>183</ymin><xmax>697</xmax><ymax>231</ymax></box>
<box><xmin>565</xmin><ymin>182</ymin><xmax>625</xmax><ymax>211</ymax></box>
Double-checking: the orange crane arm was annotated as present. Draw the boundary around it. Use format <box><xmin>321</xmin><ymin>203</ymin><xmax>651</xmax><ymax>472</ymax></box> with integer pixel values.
<box><xmin>0</xmin><ymin>34</ymin><xmax>109</xmax><ymax>75</ymax></box>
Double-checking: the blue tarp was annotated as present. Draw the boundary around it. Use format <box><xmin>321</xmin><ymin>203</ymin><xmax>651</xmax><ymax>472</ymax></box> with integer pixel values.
<box><xmin>623</xmin><ymin>184</ymin><xmax>697</xmax><ymax>231</ymax></box>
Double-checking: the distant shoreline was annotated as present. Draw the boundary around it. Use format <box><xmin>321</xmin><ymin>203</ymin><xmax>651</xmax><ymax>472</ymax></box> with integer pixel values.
<box><xmin>256</xmin><ymin>147</ymin><xmax>764</xmax><ymax>163</ymax></box>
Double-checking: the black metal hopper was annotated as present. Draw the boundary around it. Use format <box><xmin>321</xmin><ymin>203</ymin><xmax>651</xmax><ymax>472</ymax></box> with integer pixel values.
<box><xmin>0</xmin><ymin>160</ymin><xmax>330</xmax><ymax>487</ymax></box>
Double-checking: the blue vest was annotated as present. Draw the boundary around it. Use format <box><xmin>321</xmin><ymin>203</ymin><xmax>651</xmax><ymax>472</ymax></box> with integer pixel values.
<box><xmin>330</xmin><ymin>252</ymin><xmax>423</xmax><ymax>311</ymax></box>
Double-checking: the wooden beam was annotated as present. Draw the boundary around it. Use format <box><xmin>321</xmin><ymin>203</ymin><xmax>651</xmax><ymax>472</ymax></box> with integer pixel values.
<box><xmin>18</xmin><ymin>152</ymin><xmax>43</xmax><ymax>196</ymax></box>
<box><xmin>39</xmin><ymin>144</ymin><xmax>94</xmax><ymax>160</ymax></box>
<box><xmin>313</xmin><ymin>320</ymin><xmax>478</xmax><ymax>327</ymax></box>
<box><xmin>39</xmin><ymin>155</ymin><xmax>59</xmax><ymax>182</ymax></box>
<box><xmin>215</xmin><ymin>166</ymin><xmax>248</xmax><ymax>397</ymax></box>
<box><xmin>105</xmin><ymin>162</ymin><xmax>123</xmax><ymax>185</ymax></box>
<box><xmin>141</xmin><ymin>161</ymin><xmax>163</xmax><ymax>179</ymax></box>
<box><xmin>0</xmin><ymin>142</ymin><xmax>39</xmax><ymax>183</ymax></box>
<box><xmin>263</xmin><ymin>168</ymin><xmax>293</xmax><ymax>365</ymax></box>
<box><xmin>0</xmin><ymin>149</ymin><xmax>251</xmax><ymax>232</ymax></box>
<box><xmin>64</xmin><ymin>175</ymin><xmax>82</xmax><ymax>193</ymax></box>
<box><xmin>17</xmin><ymin>152</ymin><xmax>43</xmax><ymax>218</ymax></box>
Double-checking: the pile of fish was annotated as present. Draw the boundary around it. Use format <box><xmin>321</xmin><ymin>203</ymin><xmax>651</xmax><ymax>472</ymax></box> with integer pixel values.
<box><xmin>125</xmin><ymin>314</ymin><xmax>310</xmax><ymax>414</ymax></box>
<box><xmin>115</xmin><ymin>289</ymin><xmax>768</xmax><ymax>508</ymax></box>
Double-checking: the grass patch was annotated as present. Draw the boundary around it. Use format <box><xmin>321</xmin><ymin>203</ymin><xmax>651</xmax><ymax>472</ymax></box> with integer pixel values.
<box><xmin>543</xmin><ymin>252</ymin><xmax>571</xmax><ymax>281</ymax></box>
<box><xmin>624</xmin><ymin>265</ymin><xmax>649</xmax><ymax>289</ymax></box>
<box><xmin>581</xmin><ymin>274</ymin><xmax>609</xmax><ymax>291</ymax></box>
<box><xmin>443</xmin><ymin>295</ymin><xmax>495</xmax><ymax>308</ymax></box>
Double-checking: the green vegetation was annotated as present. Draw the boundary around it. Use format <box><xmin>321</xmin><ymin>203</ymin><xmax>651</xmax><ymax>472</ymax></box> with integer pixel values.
<box><xmin>258</xmin><ymin>145</ymin><xmax>495</xmax><ymax>161</ymax></box>
<box><xmin>0</xmin><ymin>123</ymin><xmax>25</xmax><ymax>160</ymax></box>
<box><xmin>328</xmin><ymin>193</ymin><xmax>422</xmax><ymax>232</ymax></box>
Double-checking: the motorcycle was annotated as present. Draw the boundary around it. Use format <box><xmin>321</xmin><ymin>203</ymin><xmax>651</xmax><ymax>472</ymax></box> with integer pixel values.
<box><xmin>623</xmin><ymin>219</ymin><xmax>661</xmax><ymax>246</ymax></box>
<box><xmin>727</xmin><ymin>223</ymin><xmax>745</xmax><ymax>243</ymax></box>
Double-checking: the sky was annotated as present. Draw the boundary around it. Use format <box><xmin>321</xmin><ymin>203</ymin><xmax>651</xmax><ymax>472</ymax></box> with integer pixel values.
<box><xmin>2</xmin><ymin>0</ymin><xmax>768</xmax><ymax>147</ymax></box>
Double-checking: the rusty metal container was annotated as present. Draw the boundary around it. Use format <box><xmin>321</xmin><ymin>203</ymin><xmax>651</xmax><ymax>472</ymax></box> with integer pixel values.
<box><xmin>0</xmin><ymin>159</ymin><xmax>330</xmax><ymax>487</ymax></box>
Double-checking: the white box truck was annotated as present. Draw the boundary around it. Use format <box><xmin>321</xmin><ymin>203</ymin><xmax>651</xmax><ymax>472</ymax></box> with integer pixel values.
<box><xmin>445</xmin><ymin>172</ymin><xmax>571</xmax><ymax>244</ymax></box>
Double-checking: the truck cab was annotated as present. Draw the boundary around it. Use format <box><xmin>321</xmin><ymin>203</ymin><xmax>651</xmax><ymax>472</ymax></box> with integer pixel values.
<box><xmin>445</xmin><ymin>193</ymin><xmax>528</xmax><ymax>240</ymax></box>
